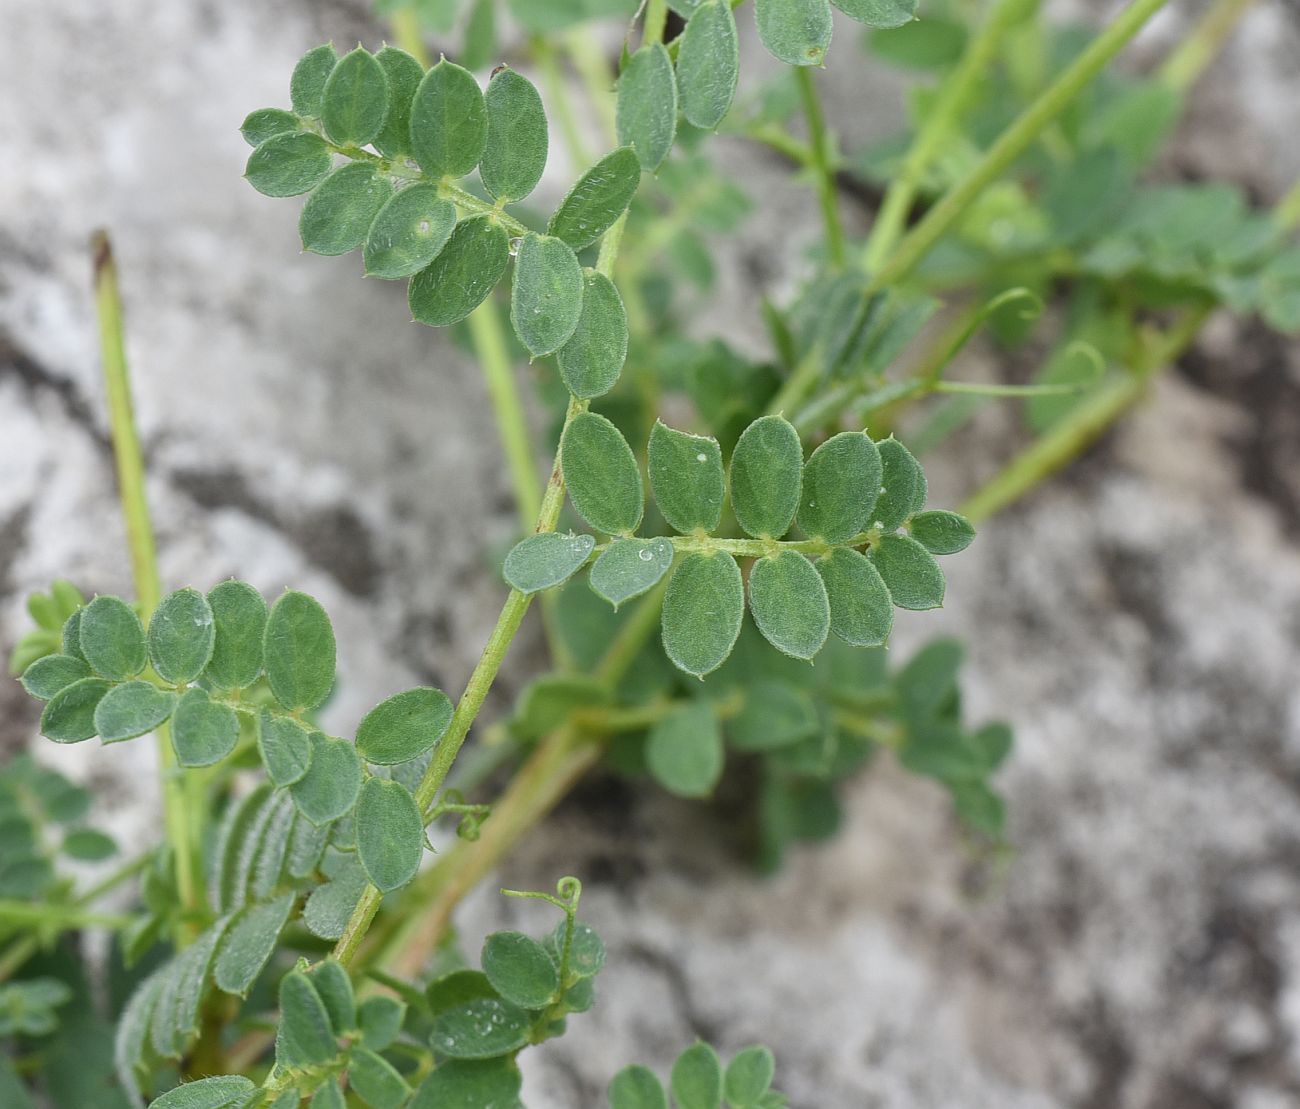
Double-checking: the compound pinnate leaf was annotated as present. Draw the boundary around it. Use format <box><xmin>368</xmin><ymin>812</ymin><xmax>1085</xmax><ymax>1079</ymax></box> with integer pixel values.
<box><xmin>677</xmin><ymin>1</ymin><xmax>740</xmax><ymax>130</ymax></box>
<box><xmin>212</xmin><ymin>892</ymin><xmax>294</xmax><ymax>997</ymax></box>
<box><xmin>796</xmin><ymin>431</ymin><xmax>881</xmax><ymax>545</ymax></box>
<box><xmin>355</xmin><ymin>777</ymin><xmax>424</xmax><ymax>892</ymax></box>
<box><xmin>908</xmin><ymin>510</ymin><xmax>975</xmax><ymax>555</ymax></box>
<box><xmin>411</xmin><ymin>1058</ymin><xmax>522</xmax><ymax>1109</ymax></box>
<box><xmin>245</xmin><ymin>132</ymin><xmax>333</xmax><ymax>198</ymax></box>
<box><xmin>609</xmin><ymin>1064</ymin><xmax>668</xmax><ymax>1109</ymax></box>
<box><xmin>206</xmin><ymin>580</ymin><xmax>267</xmax><ymax>690</ymax></box>
<box><xmin>729</xmin><ymin>415</ymin><xmax>802</xmax><ymax>539</ymax></box>
<box><xmin>815</xmin><ymin>547</ymin><xmax>892</xmax><ymax>647</ymax></box>
<box><xmin>290</xmin><ymin>733</ymin><xmax>363</xmax><ymax>825</ymax></box>
<box><xmin>240</xmin><ymin>108</ymin><xmax>300</xmax><ymax>148</ymax></box>
<box><xmin>672</xmin><ymin>1042</ymin><xmax>723</xmax><ymax>1109</ymax></box>
<box><xmin>349</xmin><ymin>1047</ymin><xmax>411</xmax><ymax>1109</ymax></box>
<box><xmin>728</xmin><ymin>682</ymin><xmax>818</xmax><ymax>751</ymax></box>
<box><xmin>481</xmin><ymin>67</ymin><xmax>548</xmax><ymax>202</ymax></box>
<box><xmin>725</xmin><ymin>1045</ymin><xmax>776</xmax><ymax>1105</ymax></box>
<box><xmin>150</xmin><ymin>1075</ymin><xmax>256</xmax><ymax>1109</ymax></box>
<box><xmin>291</xmin><ymin>44</ymin><xmax>338</xmax><ymax>117</ymax></box>
<box><xmin>873</xmin><ymin>438</ymin><xmax>921</xmax><ymax>532</ymax></box>
<box><xmin>748</xmin><ymin>551</ymin><xmax>830</xmax><ymax>660</ymax></box>
<box><xmin>410</xmin><ymin>58</ymin><xmax>486</xmax><ymax>179</ymax></box>
<box><xmin>833</xmin><ymin>0</ymin><xmax>915</xmax><ymax>25</ymax></box>
<box><xmin>374</xmin><ymin>46</ymin><xmax>424</xmax><ymax>159</ymax></box>
<box><xmin>430</xmin><ymin>997</ymin><xmax>530</xmax><ymax>1059</ymax></box>
<box><xmin>276</xmin><ymin>969</ymin><xmax>337</xmax><ymax>1069</ymax></box>
<box><xmin>557</xmin><ymin>270</ymin><xmax>628</xmax><ymax>398</ymax></box>
<box><xmin>20</xmin><ymin>654</ymin><xmax>90</xmax><ymax>701</ymax></box>
<box><xmin>547</xmin><ymin>147</ymin><xmax>642</xmax><ymax>250</ymax></box>
<box><xmin>647</xmin><ymin>699</ymin><xmax>723</xmax><ymax>798</ymax></box>
<box><xmin>754</xmin><ymin>0</ymin><xmax>833</xmax><ymax>66</ymax></box>
<box><xmin>661</xmin><ymin>552</ymin><xmax>743</xmax><ymax>678</ymax></box>
<box><xmin>41</xmin><ymin>678</ymin><xmax>111</xmax><ymax>743</ymax></box>
<box><xmin>617</xmin><ymin>44</ymin><xmax>677</xmax><ymax>171</ymax></box>
<box><xmin>321</xmin><ymin>46</ymin><xmax>389</xmax><ymax>146</ymax></box>
<box><xmin>264</xmin><ymin>590</ymin><xmax>336</xmax><ymax>712</ymax></box>
<box><xmin>503</xmin><ymin>532</ymin><xmax>595</xmax><ymax>594</ymax></box>
<box><xmin>299</xmin><ymin>163</ymin><xmax>394</xmax><ymax>256</ymax></box>
<box><xmin>590</xmin><ymin>537</ymin><xmax>674</xmax><ymax>608</ymax></box>
<box><xmin>257</xmin><ymin>709</ymin><xmax>313</xmax><ymax>786</ymax></box>
<box><xmin>171</xmin><ymin>688</ymin><xmax>239</xmax><ymax>767</ymax></box>
<box><xmin>561</xmin><ymin>411</ymin><xmax>644</xmax><ymax>535</ymax></box>
<box><xmin>356</xmin><ymin>687</ymin><xmax>453</xmax><ymax>766</ymax></box>
<box><xmin>93</xmin><ymin>681</ymin><xmax>177</xmax><ymax>744</ymax></box>
<box><xmin>408</xmin><ymin>214</ymin><xmax>509</xmax><ymax>326</ymax></box>
<box><xmin>648</xmin><ymin>422</ymin><xmax>724</xmax><ymax>534</ymax></box>
<box><xmin>363</xmin><ymin>184</ymin><xmax>457</xmax><ymax>279</ymax></box>
<box><xmin>510</xmin><ymin>233</ymin><xmax>585</xmax><ymax>357</ymax></box>
<box><xmin>359</xmin><ymin>995</ymin><xmax>406</xmax><ymax>1051</ymax></box>
<box><xmin>482</xmin><ymin>931</ymin><xmax>559</xmax><ymax>1009</ymax></box>
<box><xmin>869</xmin><ymin>534</ymin><xmax>945</xmax><ymax>610</ymax></box>
<box><xmin>79</xmin><ymin>595</ymin><xmax>146</xmax><ymax>681</ymax></box>
<box><xmin>148</xmin><ymin>588</ymin><xmax>216</xmax><ymax>685</ymax></box>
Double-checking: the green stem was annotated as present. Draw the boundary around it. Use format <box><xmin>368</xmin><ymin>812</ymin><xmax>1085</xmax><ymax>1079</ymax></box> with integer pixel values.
<box><xmin>534</xmin><ymin>36</ymin><xmax>592</xmax><ymax>168</ymax></box>
<box><xmin>871</xmin><ymin>0</ymin><xmax>1171</xmax><ymax>295</ymax></box>
<box><xmin>0</xmin><ymin>901</ymin><xmax>135</xmax><ymax>931</ymax></box>
<box><xmin>643</xmin><ymin>0</ymin><xmax>669</xmax><ymax>45</ymax></box>
<box><xmin>795</xmin><ymin>67</ymin><xmax>845</xmax><ymax>270</ymax></box>
<box><xmin>959</xmin><ymin>305</ymin><xmax>1211</xmax><ymax>524</ymax></box>
<box><xmin>466</xmin><ymin>300</ymin><xmax>573</xmax><ymax>669</ymax></box>
<box><xmin>0</xmin><ymin>851</ymin><xmax>150</xmax><ymax>984</ymax></box>
<box><xmin>1158</xmin><ymin>0</ymin><xmax>1256</xmax><ymax>92</ymax></box>
<box><xmin>862</xmin><ymin>0</ymin><xmax>1028</xmax><ymax>273</ymax></box>
<box><xmin>330</xmin><ymin>394</ymin><xmax>589</xmax><ymax>968</ymax></box>
<box><xmin>93</xmin><ymin>232</ymin><xmax>202</xmax><ymax>942</ymax></box>
<box><xmin>389</xmin><ymin>8</ymin><xmax>431</xmax><ymax>69</ymax></box>
<box><xmin>563</xmin><ymin>30</ymin><xmax>619</xmax><ymax>143</ymax></box>
<box><xmin>467</xmin><ymin>301</ymin><xmax>542</xmax><ymax>529</ymax></box>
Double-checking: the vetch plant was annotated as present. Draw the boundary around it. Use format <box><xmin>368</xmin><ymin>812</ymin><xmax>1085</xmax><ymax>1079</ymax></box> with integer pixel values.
<box><xmin>4</xmin><ymin>0</ymin><xmax>1298</xmax><ymax>1104</ymax></box>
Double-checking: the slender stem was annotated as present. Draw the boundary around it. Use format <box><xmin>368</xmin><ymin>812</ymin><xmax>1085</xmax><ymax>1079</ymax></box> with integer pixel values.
<box><xmin>1275</xmin><ymin>177</ymin><xmax>1300</xmax><ymax>233</ymax></box>
<box><xmin>466</xmin><ymin>299</ymin><xmax>573</xmax><ymax>668</ymax></box>
<box><xmin>467</xmin><ymin>301</ymin><xmax>542</xmax><ymax>529</ymax></box>
<box><xmin>389</xmin><ymin>8</ymin><xmax>431</xmax><ymax>69</ymax></box>
<box><xmin>534</xmin><ymin>37</ymin><xmax>591</xmax><ymax>168</ymax></box>
<box><xmin>93</xmin><ymin>232</ymin><xmax>202</xmax><ymax>941</ymax></box>
<box><xmin>643</xmin><ymin>0</ymin><xmax>669</xmax><ymax>45</ymax></box>
<box><xmin>795</xmin><ymin>67</ymin><xmax>845</xmax><ymax>270</ymax></box>
<box><xmin>862</xmin><ymin>0</ymin><xmax>1028</xmax><ymax>272</ymax></box>
<box><xmin>331</xmin><ymin>394</ymin><xmax>589</xmax><ymax>968</ymax></box>
<box><xmin>871</xmin><ymin>0</ymin><xmax>1171</xmax><ymax>295</ymax></box>
<box><xmin>959</xmin><ymin>305</ymin><xmax>1211</xmax><ymax>524</ymax></box>
<box><xmin>0</xmin><ymin>851</ymin><xmax>150</xmax><ymax>984</ymax></box>
<box><xmin>563</xmin><ymin>30</ymin><xmax>619</xmax><ymax>143</ymax></box>
<box><xmin>1158</xmin><ymin>0</ymin><xmax>1256</xmax><ymax>92</ymax></box>
<box><xmin>0</xmin><ymin>901</ymin><xmax>135</xmax><ymax>931</ymax></box>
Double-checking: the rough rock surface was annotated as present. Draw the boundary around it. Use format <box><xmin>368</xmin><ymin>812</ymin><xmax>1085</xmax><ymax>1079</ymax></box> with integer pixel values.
<box><xmin>3</xmin><ymin>1</ymin><xmax>1300</xmax><ymax>1107</ymax></box>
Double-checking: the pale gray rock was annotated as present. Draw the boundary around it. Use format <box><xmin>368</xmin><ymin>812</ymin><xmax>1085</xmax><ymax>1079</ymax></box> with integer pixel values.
<box><xmin>2</xmin><ymin>1</ymin><xmax>1299</xmax><ymax>1107</ymax></box>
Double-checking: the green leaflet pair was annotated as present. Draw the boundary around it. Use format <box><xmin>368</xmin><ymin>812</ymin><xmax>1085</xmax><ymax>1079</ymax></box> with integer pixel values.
<box><xmin>503</xmin><ymin>413</ymin><xmax>974</xmax><ymax>676</ymax></box>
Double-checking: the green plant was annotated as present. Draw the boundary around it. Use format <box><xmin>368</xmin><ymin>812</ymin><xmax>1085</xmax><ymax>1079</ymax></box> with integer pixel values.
<box><xmin>4</xmin><ymin>0</ymin><xmax>1296</xmax><ymax>1104</ymax></box>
